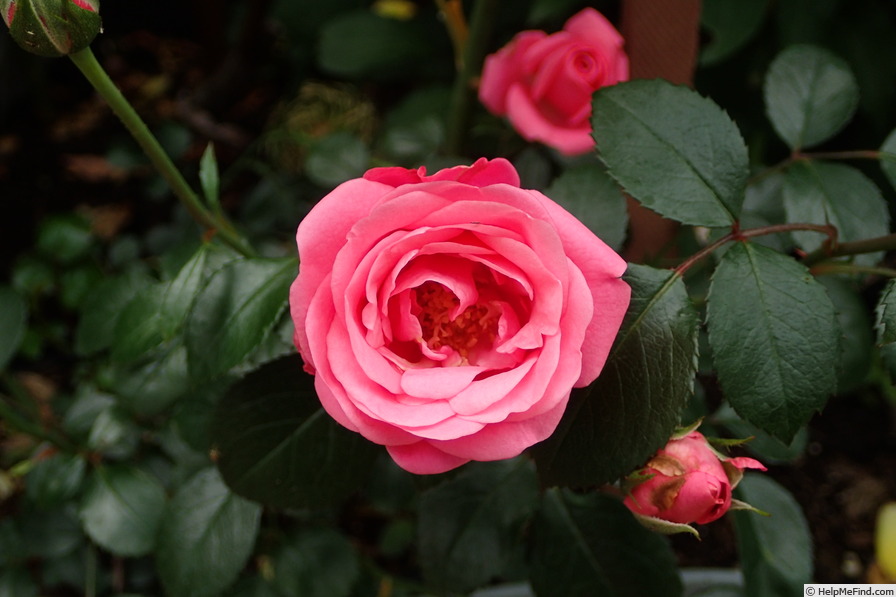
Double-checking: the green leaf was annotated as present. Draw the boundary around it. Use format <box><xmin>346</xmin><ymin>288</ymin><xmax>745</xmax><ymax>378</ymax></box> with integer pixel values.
<box><xmin>305</xmin><ymin>132</ymin><xmax>370</xmax><ymax>188</ymax></box>
<box><xmin>199</xmin><ymin>143</ymin><xmax>221</xmax><ymax>210</ymax></box>
<box><xmin>531</xmin><ymin>264</ymin><xmax>698</xmax><ymax>486</ymax></box>
<box><xmin>76</xmin><ymin>268</ymin><xmax>152</xmax><ymax>356</ymax></box>
<box><xmin>271</xmin><ymin>529</ymin><xmax>359</xmax><ymax>597</ymax></box>
<box><xmin>713</xmin><ymin>403</ymin><xmax>808</xmax><ymax>465</ymax></box>
<box><xmin>544</xmin><ymin>163</ymin><xmax>628</xmax><ymax>252</ymax></box>
<box><xmin>0</xmin><ymin>568</ymin><xmax>37</xmax><ymax>597</ymax></box>
<box><xmin>700</xmin><ymin>0</ymin><xmax>770</xmax><ymax>65</ymax></box>
<box><xmin>86</xmin><ymin>406</ymin><xmax>140</xmax><ymax>460</ymax></box>
<box><xmin>212</xmin><ymin>355</ymin><xmax>378</xmax><ymax>509</ymax></box>
<box><xmin>880</xmin><ymin>127</ymin><xmax>896</xmax><ymax>192</ymax></box>
<box><xmin>112</xmin><ymin>341</ymin><xmax>190</xmax><ymax>417</ymax></box>
<box><xmin>877</xmin><ymin>279</ymin><xmax>896</xmax><ymax>345</ymax></box>
<box><xmin>707</xmin><ymin>242</ymin><xmax>838</xmax><ymax>442</ymax></box>
<box><xmin>20</xmin><ymin>505</ymin><xmax>83</xmax><ymax>559</ymax></box>
<box><xmin>417</xmin><ymin>459</ymin><xmax>539</xmax><ymax>593</ymax></box>
<box><xmin>732</xmin><ymin>474</ymin><xmax>812</xmax><ymax>597</ymax></box>
<box><xmin>156</xmin><ymin>467</ymin><xmax>261</xmax><ymax>597</ymax></box>
<box><xmin>79</xmin><ymin>465</ymin><xmax>167</xmax><ymax>557</ymax></box>
<box><xmin>783</xmin><ymin>160</ymin><xmax>889</xmax><ymax>267</ymax></box>
<box><xmin>317</xmin><ymin>10</ymin><xmax>434</xmax><ymax>80</ymax></box>
<box><xmin>112</xmin><ymin>284</ymin><xmax>167</xmax><ymax>362</ymax></box>
<box><xmin>593</xmin><ymin>79</ymin><xmax>748</xmax><ymax>227</ymax></box>
<box><xmin>186</xmin><ymin>257</ymin><xmax>296</xmax><ymax>380</ymax></box>
<box><xmin>763</xmin><ymin>44</ymin><xmax>859</xmax><ymax>150</ymax></box>
<box><xmin>36</xmin><ymin>214</ymin><xmax>93</xmax><ymax>265</ymax></box>
<box><xmin>820</xmin><ymin>276</ymin><xmax>872</xmax><ymax>393</ymax></box>
<box><xmin>25</xmin><ymin>453</ymin><xmax>85</xmax><ymax>509</ymax></box>
<box><xmin>0</xmin><ymin>286</ymin><xmax>27</xmax><ymax>371</ymax></box>
<box><xmin>529</xmin><ymin>489</ymin><xmax>682</xmax><ymax>597</ymax></box>
<box><xmin>112</xmin><ymin>243</ymin><xmax>238</xmax><ymax>363</ymax></box>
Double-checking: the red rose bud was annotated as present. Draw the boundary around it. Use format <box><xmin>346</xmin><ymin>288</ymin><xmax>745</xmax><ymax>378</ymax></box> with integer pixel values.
<box><xmin>624</xmin><ymin>431</ymin><xmax>766</xmax><ymax>528</ymax></box>
<box><xmin>2</xmin><ymin>0</ymin><xmax>101</xmax><ymax>57</ymax></box>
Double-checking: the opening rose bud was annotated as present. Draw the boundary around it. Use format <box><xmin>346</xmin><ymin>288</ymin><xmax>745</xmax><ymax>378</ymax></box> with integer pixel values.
<box><xmin>1</xmin><ymin>0</ymin><xmax>101</xmax><ymax>57</ymax></box>
<box><xmin>478</xmin><ymin>8</ymin><xmax>629</xmax><ymax>156</ymax></box>
<box><xmin>289</xmin><ymin>158</ymin><xmax>630</xmax><ymax>474</ymax></box>
<box><xmin>624</xmin><ymin>431</ymin><xmax>766</xmax><ymax>526</ymax></box>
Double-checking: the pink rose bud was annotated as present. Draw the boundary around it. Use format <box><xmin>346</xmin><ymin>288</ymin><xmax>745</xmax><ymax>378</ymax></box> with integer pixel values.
<box><xmin>478</xmin><ymin>8</ymin><xmax>629</xmax><ymax>156</ymax></box>
<box><xmin>289</xmin><ymin>158</ymin><xmax>631</xmax><ymax>475</ymax></box>
<box><xmin>1</xmin><ymin>0</ymin><xmax>101</xmax><ymax>57</ymax></box>
<box><xmin>624</xmin><ymin>431</ymin><xmax>766</xmax><ymax>525</ymax></box>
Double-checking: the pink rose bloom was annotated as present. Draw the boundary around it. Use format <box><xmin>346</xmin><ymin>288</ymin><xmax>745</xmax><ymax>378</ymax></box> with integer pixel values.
<box><xmin>289</xmin><ymin>158</ymin><xmax>630</xmax><ymax>474</ymax></box>
<box><xmin>624</xmin><ymin>431</ymin><xmax>767</xmax><ymax>525</ymax></box>
<box><xmin>478</xmin><ymin>8</ymin><xmax>629</xmax><ymax>156</ymax></box>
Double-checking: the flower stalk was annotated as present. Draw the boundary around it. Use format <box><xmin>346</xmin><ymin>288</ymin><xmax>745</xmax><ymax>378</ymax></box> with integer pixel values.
<box><xmin>68</xmin><ymin>47</ymin><xmax>255</xmax><ymax>257</ymax></box>
<box><xmin>444</xmin><ymin>0</ymin><xmax>500</xmax><ymax>155</ymax></box>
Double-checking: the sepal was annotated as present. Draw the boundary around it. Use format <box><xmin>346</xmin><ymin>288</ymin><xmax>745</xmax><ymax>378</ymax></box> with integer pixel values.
<box><xmin>2</xmin><ymin>0</ymin><xmax>101</xmax><ymax>57</ymax></box>
<box><xmin>630</xmin><ymin>511</ymin><xmax>701</xmax><ymax>539</ymax></box>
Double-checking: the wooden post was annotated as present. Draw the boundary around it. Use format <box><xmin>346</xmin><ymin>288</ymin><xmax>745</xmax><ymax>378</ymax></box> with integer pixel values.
<box><xmin>620</xmin><ymin>0</ymin><xmax>703</xmax><ymax>263</ymax></box>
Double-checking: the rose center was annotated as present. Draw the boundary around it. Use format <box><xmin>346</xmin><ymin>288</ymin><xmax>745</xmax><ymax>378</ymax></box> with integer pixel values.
<box><xmin>415</xmin><ymin>281</ymin><xmax>497</xmax><ymax>358</ymax></box>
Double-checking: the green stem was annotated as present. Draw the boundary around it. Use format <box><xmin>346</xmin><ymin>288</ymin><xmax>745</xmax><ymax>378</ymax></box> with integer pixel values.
<box><xmin>68</xmin><ymin>48</ymin><xmax>255</xmax><ymax>257</ymax></box>
<box><xmin>444</xmin><ymin>0</ymin><xmax>501</xmax><ymax>155</ymax></box>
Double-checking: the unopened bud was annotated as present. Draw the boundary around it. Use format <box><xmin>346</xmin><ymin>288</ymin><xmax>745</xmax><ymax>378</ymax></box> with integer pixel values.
<box><xmin>1</xmin><ymin>0</ymin><xmax>101</xmax><ymax>57</ymax></box>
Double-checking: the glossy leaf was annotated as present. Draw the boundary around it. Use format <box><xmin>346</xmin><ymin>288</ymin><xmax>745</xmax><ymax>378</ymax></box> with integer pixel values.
<box><xmin>544</xmin><ymin>163</ymin><xmax>628</xmax><ymax>251</ymax></box>
<box><xmin>877</xmin><ymin>279</ymin><xmax>896</xmax><ymax>345</ymax></box>
<box><xmin>79</xmin><ymin>465</ymin><xmax>166</xmax><ymax>557</ymax></box>
<box><xmin>36</xmin><ymin>214</ymin><xmax>93</xmax><ymax>264</ymax></box>
<box><xmin>732</xmin><ymin>474</ymin><xmax>812</xmax><ymax>597</ymax></box>
<box><xmin>763</xmin><ymin>44</ymin><xmax>859</xmax><ymax>149</ymax></box>
<box><xmin>0</xmin><ymin>286</ymin><xmax>27</xmax><ymax>371</ymax></box>
<box><xmin>820</xmin><ymin>276</ymin><xmax>872</xmax><ymax>393</ymax></box>
<box><xmin>25</xmin><ymin>453</ymin><xmax>85</xmax><ymax>510</ymax></box>
<box><xmin>271</xmin><ymin>529</ymin><xmax>359</xmax><ymax>597</ymax></box>
<box><xmin>156</xmin><ymin>467</ymin><xmax>261</xmax><ymax>597</ymax></box>
<box><xmin>529</xmin><ymin>490</ymin><xmax>682</xmax><ymax>597</ymax></box>
<box><xmin>305</xmin><ymin>132</ymin><xmax>370</xmax><ymax>188</ymax></box>
<box><xmin>317</xmin><ymin>10</ymin><xmax>435</xmax><ymax>80</ymax></box>
<box><xmin>212</xmin><ymin>355</ymin><xmax>378</xmax><ymax>509</ymax></box>
<box><xmin>876</xmin><ymin>280</ymin><xmax>896</xmax><ymax>381</ymax></box>
<box><xmin>417</xmin><ymin>459</ymin><xmax>538</xmax><ymax>592</ymax></box>
<box><xmin>0</xmin><ymin>568</ymin><xmax>37</xmax><ymax>597</ymax></box>
<box><xmin>113</xmin><ymin>341</ymin><xmax>190</xmax><ymax>417</ymax></box>
<box><xmin>531</xmin><ymin>264</ymin><xmax>698</xmax><ymax>486</ymax></box>
<box><xmin>75</xmin><ymin>269</ymin><xmax>152</xmax><ymax>356</ymax></box>
<box><xmin>783</xmin><ymin>160</ymin><xmax>889</xmax><ymax>267</ymax></box>
<box><xmin>112</xmin><ymin>243</ymin><xmax>238</xmax><ymax>363</ymax></box>
<box><xmin>707</xmin><ymin>242</ymin><xmax>838</xmax><ymax>442</ymax></box>
<box><xmin>881</xmin><ymin>127</ymin><xmax>896</xmax><ymax>192</ymax></box>
<box><xmin>186</xmin><ymin>257</ymin><xmax>296</xmax><ymax>380</ymax></box>
<box><xmin>593</xmin><ymin>79</ymin><xmax>749</xmax><ymax>227</ymax></box>
<box><xmin>700</xmin><ymin>0</ymin><xmax>770</xmax><ymax>64</ymax></box>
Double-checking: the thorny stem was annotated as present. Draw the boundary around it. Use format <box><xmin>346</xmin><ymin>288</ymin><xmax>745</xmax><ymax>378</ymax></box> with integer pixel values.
<box><xmin>674</xmin><ymin>222</ymin><xmax>837</xmax><ymax>276</ymax></box>
<box><xmin>68</xmin><ymin>48</ymin><xmax>256</xmax><ymax>257</ymax></box>
<box><xmin>445</xmin><ymin>0</ymin><xmax>500</xmax><ymax>155</ymax></box>
<box><xmin>811</xmin><ymin>262</ymin><xmax>896</xmax><ymax>278</ymax></box>
<box><xmin>803</xmin><ymin>232</ymin><xmax>896</xmax><ymax>267</ymax></box>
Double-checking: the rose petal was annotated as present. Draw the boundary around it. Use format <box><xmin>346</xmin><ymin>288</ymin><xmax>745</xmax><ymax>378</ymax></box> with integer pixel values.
<box><xmin>387</xmin><ymin>441</ymin><xmax>470</xmax><ymax>475</ymax></box>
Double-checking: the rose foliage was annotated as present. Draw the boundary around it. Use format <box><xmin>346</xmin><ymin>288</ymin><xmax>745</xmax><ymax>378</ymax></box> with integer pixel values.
<box><xmin>3</xmin><ymin>2</ymin><xmax>896</xmax><ymax>597</ymax></box>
